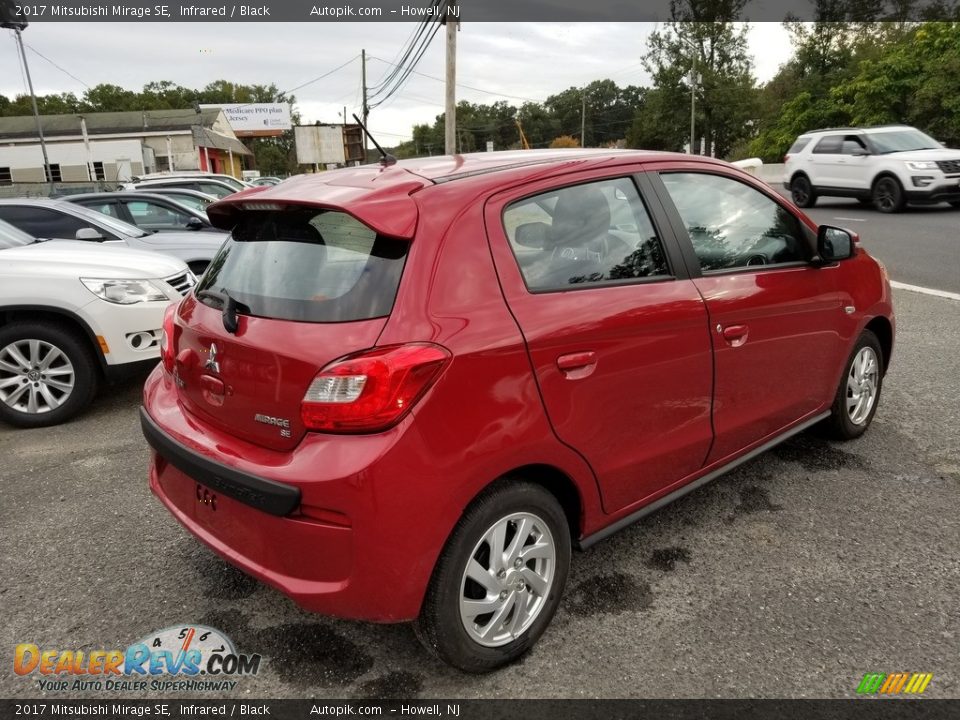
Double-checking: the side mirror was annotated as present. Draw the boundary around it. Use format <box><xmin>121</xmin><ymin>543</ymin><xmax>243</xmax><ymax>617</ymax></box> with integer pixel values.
<box><xmin>185</xmin><ymin>217</ymin><xmax>205</xmax><ymax>231</ymax></box>
<box><xmin>816</xmin><ymin>225</ymin><xmax>855</xmax><ymax>263</ymax></box>
<box><xmin>514</xmin><ymin>221</ymin><xmax>550</xmax><ymax>249</ymax></box>
<box><xmin>75</xmin><ymin>227</ymin><xmax>104</xmax><ymax>241</ymax></box>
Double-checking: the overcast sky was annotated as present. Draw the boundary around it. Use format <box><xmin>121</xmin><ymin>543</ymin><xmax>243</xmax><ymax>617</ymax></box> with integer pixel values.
<box><xmin>2</xmin><ymin>23</ymin><xmax>793</xmax><ymax>141</ymax></box>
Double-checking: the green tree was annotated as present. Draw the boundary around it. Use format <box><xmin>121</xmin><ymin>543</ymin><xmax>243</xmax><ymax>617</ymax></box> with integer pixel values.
<box><xmin>640</xmin><ymin>0</ymin><xmax>757</xmax><ymax>158</ymax></box>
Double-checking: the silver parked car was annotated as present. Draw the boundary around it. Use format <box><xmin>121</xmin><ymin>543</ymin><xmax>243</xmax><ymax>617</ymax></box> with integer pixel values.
<box><xmin>0</xmin><ymin>198</ymin><xmax>227</xmax><ymax>275</ymax></box>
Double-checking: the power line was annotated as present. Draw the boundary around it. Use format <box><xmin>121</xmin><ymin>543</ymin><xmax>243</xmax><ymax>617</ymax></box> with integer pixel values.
<box><xmin>22</xmin><ymin>40</ymin><xmax>91</xmax><ymax>90</ymax></box>
<box><xmin>368</xmin><ymin>6</ymin><xmax>444</xmax><ymax>110</ymax></box>
<box><xmin>368</xmin><ymin>55</ymin><xmax>542</xmax><ymax>104</ymax></box>
<box><xmin>283</xmin><ymin>55</ymin><xmax>360</xmax><ymax>97</ymax></box>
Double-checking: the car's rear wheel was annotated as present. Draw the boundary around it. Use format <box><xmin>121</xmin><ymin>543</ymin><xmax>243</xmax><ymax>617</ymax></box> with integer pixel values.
<box><xmin>0</xmin><ymin>322</ymin><xmax>99</xmax><ymax>428</ymax></box>
<box><xmin>872</xmin><ymin>176</ymin><xmax>906</xmax><ymax>213</ymax></box>
<box><xmin>823</xmin><ymin>329</ymin><xmax>883</xmax><ymax>440</ymax></box>
<box><xmin>414</xmin><ymin>481</ymin><xmax>570</xmax><ymax>672</ymax></box>
<box><xmin>790</xmin><ymin>175</ymin><xmax>817</xmax><ymax>208</ymax></box>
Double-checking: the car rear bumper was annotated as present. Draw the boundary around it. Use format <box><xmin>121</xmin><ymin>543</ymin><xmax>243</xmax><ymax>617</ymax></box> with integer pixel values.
<box><xmin>141</xmin><ymin>367</ymin><xmax>452</xmax><ymax>622</ymax></box>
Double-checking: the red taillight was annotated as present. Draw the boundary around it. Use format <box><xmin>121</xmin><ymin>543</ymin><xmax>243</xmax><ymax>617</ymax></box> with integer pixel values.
<box><xmin>159</xmin><ymin>303</ymin><xmax>177</xmax><ymax>373</ymax></box>
<box><xmin>301</xmin><ymin>343</ymin><xmax>451</xmax><ymax>433</ymax></box>
<box><xmin>783</xmin><ymin>154</ymin><xmax>790</xmax><ymax>163</ymax></box>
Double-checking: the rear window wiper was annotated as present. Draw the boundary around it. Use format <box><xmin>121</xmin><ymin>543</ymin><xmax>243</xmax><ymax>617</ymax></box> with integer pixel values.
<box><xmin>196</xmin><ymin>289</ymin><xmax>250</xmax><ymax>334</ymax></box>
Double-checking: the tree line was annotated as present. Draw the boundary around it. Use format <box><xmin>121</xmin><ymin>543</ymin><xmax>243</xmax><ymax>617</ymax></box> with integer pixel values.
<box><xmin>2</xmin><ymin>8</ymin><xmax>959</xmax><ymax>170</ymax></box>
<box><xmin>400</xmin><ymin>16</ymin><xmax>960</xmax><ymax>161</ymax></box>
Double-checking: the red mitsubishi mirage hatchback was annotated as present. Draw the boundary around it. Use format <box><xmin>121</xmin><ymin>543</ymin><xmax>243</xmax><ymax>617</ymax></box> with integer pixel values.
<box><xmin>142</xmin><ymin>150</ymin><xmax>894</xmax><ymax>672</ymax></box>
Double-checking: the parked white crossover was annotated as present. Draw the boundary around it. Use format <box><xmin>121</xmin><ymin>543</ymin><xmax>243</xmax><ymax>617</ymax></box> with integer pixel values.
<box><xmin>0</xmin><ymin>220</ymin><xmax>195</xmax><ymax>427</ymax></box>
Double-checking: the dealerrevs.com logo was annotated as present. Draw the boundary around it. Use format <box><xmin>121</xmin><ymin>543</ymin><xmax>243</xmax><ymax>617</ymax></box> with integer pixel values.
<box><xmin>856</xmin><ymin>672</ymin><xmax>934</xmax><ymax>695</ymax></box>
<box><xmin>14</xmin><ymin>625</ymin><xmax>261</xmax><ymax>693</ymax></box>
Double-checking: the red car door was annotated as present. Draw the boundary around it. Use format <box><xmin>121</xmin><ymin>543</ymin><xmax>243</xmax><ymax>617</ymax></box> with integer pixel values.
<box><xmin>649</xmin><ymin>165</ymin><xmax>848</xmax><ymax>463</ymax></box>
<box><xmin>484</xmin><ymin>170</ymin><xmax>714</xmax><ymax>515</ymax></box>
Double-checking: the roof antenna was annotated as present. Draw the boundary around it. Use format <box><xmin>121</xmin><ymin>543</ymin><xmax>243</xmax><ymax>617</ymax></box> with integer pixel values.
<box><xmin>352</xmin><ymin>113</ymin><xmax>397</xmax><ymax>167</ymax></box>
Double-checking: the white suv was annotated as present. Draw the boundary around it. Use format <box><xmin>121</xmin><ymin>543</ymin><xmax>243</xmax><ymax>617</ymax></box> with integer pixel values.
<box><xmin>783</xmin><ymin>125</ymin><xmax>960</xmax><ymax>213</ymax></box>
<box><xmin>0</xmin><ymin>220</ymin><xmax>195</xmax><ymax>428</ymax></box>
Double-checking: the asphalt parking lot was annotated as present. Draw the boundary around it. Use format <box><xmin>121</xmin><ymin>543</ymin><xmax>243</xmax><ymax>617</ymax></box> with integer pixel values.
<box><xmin>2</xmin><ymin>211</ymin><xmax>959</xmax><ymax>700</ymax></box>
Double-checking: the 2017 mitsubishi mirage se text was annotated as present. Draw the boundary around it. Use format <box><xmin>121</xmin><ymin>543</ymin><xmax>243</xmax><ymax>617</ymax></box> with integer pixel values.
<box><xmin>141</xmin><ymin>150</ymin><xmax>894</xmax><ymax>672</ymax></box>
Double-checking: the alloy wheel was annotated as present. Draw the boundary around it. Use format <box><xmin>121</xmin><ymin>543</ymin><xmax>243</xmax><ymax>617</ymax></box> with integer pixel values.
<box><xmin>459</xmin><ymin>512</ymin><xmax>557</xmax><ymax>648</ymax></box>
<box><xmin>874</xmin><ymin>179</ymin><xmax>898</xmax><ymax>212</ymax></box>
<box><xmin>0</xmin><ymin>339</ymin><xmax>76</xmax><ymax>415</ymax></box>
<box><xmin>846</xmin><ymin>346</ymin><xmax>879</xmax><ymax>425</ymax></box>
<box><xmin>792</xmin><ymin>179</ymin><xmax>810</xmax><ymax>205</ymax></box>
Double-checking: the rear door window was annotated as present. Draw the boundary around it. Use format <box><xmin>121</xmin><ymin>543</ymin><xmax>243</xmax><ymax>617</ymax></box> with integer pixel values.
<box><xmin>76</xmin><ymin>200</ymin><xmax>123</xmax><ymax>219</ymax></box>
<box><xmin>787</xmin><ymin>137</ymin><xmax>811</xmax><ymax>154</ymax></box>
<box><xmin>125</xmin><ymin>200</ymin><xmax>192</xmax><ymax>229</ymax></box>
<box><xmin>196</xmin><ymin>208</ymin><xmax>408</xmax><ymax>323</ymax></box>
<box><xmin>812</xmin><ymin>135</ymin><xmax>844</xmax><ymax>154</ymax></box>
<box><xmin>0</xmin><ymin>206</ymin><xmax>104</xmax><ymax>240</ymax></box>
<box><xmin>502</xmin><ymin>177</ymin><xmax>670</xmax><ymax>292</ymax></box>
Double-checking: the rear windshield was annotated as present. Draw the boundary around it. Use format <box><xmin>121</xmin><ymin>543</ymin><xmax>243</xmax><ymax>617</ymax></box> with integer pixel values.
<box><xmin>196</xmin><ymin>208</ymin><xmax>408</xmax><ymax>323</ymax></box>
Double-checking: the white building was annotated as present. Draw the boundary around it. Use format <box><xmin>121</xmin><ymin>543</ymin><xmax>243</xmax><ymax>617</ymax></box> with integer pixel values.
<box><xmin>0</xmin><ymin>108</ymin><xmax>252</xmax><ymax>186</ymax></box>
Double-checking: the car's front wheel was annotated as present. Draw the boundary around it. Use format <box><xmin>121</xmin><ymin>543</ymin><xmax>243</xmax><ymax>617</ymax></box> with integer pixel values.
<box><xmin>872</xmin><ymin>176</ymin><xmax>906</xmax><ymax>213</ymax></box>
<box><xmin>790</xmin><ymin>175</ymin><xmax>817</xmax><ymax>208</ymax></box>
<box><xmin>0</xmin><ymin>321</ymin><xmax>99</xmax><ymax>428</ymax></box>
<box><xmin>414</xmin><ymin>481</ymin><xmax>570</xmax><ymax>672</ymax></box>
<box><xmin>823</xmin><ymin>329</ymin><xmax>884</xmax><ymax>440</ymax></box>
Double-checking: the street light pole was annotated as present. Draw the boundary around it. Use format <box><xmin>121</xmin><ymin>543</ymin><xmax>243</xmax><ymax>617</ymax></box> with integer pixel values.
<box><xmin>5</xmin><ymin>23</ymin><xmax>52</xmax><ymax>186</ymax></box>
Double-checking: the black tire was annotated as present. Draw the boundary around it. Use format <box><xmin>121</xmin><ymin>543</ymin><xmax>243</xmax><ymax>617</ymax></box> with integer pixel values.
<box><xmin>822</xmin><ymin>330</ymin><xmax>884</xmax><ymax>441</ymax></box>
<box><xmin>790</xmin><ymin>174</ymin><xmax>817</xmax><ymax>208</ymax></box>
<box><xmin>872</xmin><ymin>176</ymin><xmax>906</xmax><ymax>213</ymax></box>
<box><xmin>0</xmin><ymin>321</ymin><xmax>99</xmax><ymax>428</ymax></box>
<box><xmin>414</xmin><ymin>481</ymin><xmax>571</xmax><ymax>673</ymax></box>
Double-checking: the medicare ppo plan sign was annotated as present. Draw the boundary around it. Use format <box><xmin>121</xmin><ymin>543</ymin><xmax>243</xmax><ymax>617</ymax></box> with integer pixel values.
<box><xmin>201</xmin><ymin>103</ymin><xmax>292</xmax><ymax>136</ymax></box>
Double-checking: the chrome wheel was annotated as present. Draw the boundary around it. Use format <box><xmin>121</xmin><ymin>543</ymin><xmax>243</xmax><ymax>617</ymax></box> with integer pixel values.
<box><xmin>459</xmin><ymin>512</ymin><xmax>556</xmax><ymax>648</ymax></box>
<box><xmin>846</xmin><ymin>346</ymin><xmax>878</xmax><ymax>425</ymax></box>
<box><xmin>0</xmin><ymin>339</ymin><xmax>76</xmax><ymax>415</ymax></box>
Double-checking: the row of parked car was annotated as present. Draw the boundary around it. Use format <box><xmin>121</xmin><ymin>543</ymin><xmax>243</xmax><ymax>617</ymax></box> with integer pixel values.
<box><xmin>0</xmin><ymin>171</ymin><xmax>277</xmax><ymax>428</ymax></box>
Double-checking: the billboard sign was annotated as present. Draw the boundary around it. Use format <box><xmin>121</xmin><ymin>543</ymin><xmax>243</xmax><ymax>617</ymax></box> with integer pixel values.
<box><xmin>295</xmin><ymin>126</ymin><xmax>346</xmax><ymax>165</ymax></box>
<box><xmin>201</xmin><ymin>103</ymin><xmax>292</xmax><ymax>135</ymax></box>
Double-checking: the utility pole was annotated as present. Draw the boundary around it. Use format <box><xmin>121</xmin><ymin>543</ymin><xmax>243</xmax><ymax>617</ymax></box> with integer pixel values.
<box><xmin>4</xmin><ymin>23</ymin><xmax>52</xmax><ymax>188</ymax></box>
<box><xmin>444</xmin><ymin>2</ymin><xmax>458</xmax><ymax>155</ymax></box>
<box><xmin>681</xmin><ymin>35</ymin><xmax>698</xmax><ymax>155</ymax></box>
<box><xmin>581</xmin><ymin>88</ymin><xmax>586</xmax><ymax>148</ymax></box>
<box><xmin>690</xmin><ymin>53</ymin><xmax>697</xmax><ymax>155</ymax></box>
<box><xmin>361</xmin><ymin>48</ymin><xmax>369</xmax><ymax>162</ymax></box>
<box><xmin>79</xmin><ymin>117</ymin><xmax>93</xmax><ymax>181</ymax></box>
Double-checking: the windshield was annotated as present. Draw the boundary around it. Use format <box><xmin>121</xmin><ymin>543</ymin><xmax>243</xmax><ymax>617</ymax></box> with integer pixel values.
<box><xmin>0</xmin><ymin>219</ymin><xmax>36</xmax><ymax>249</ymax></box>
<box><xmin>68</xmin><ymin>203</ymin><xmax>149</xmax><ymax>237</ymax></box>
<box><xmin>870</xmin><ymin>129</ymin><xmax>942</xmax><ymax>154</ymax></box>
